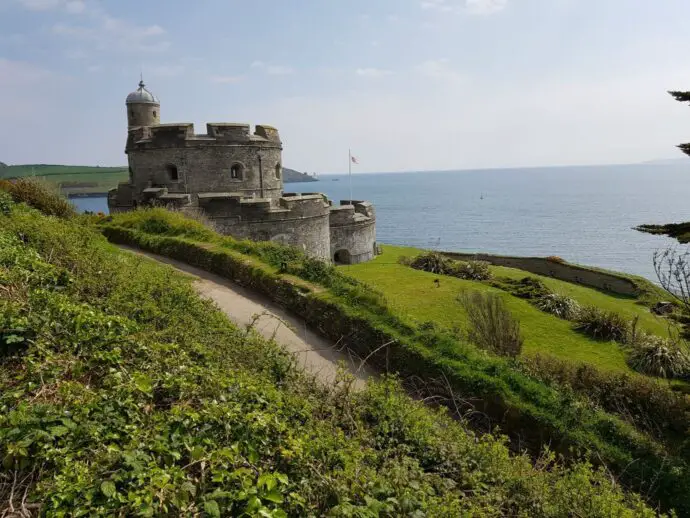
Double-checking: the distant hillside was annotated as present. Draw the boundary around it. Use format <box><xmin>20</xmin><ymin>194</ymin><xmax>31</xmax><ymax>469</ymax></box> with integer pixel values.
<box><xmin>283</xmin><ymin>167</ymin><xmax>318</xmax><ymax>183</ymax></box>
<box><xmin>1</xmin><ymin>163</ymin><xmax>317</xmax><ymax>195</ymax></box>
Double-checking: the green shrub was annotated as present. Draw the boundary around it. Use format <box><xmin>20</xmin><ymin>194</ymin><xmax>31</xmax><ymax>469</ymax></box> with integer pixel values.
<box><xmin>575</xmin><ymin>306</ymin><xmax>629</xmax><ymax>341</ymax></box>
<box><xmin>408</xmin><ymin>251</ymin><xmax>456</xmax><ymax>275</ymax></box>
<box><xmin>452</xmin><ymin>260</ymin><xmax>492</xmax><ymax>281</ymax></box>
<box><xmin>0</xmin><ymin>191</ymin><xmax>12</xmax><ymax>215</ymax></box>
<box><xmin>499</xmin><ymin>276</ymin><xmax>552</xmax><ymax>300</ymax></box>
<box><xmin>0</xmin><ymin>178</ymin><xmax>76</xmax><ymax>218</ymax></box>
<box><xmin>628</xmin><ymin>334</ymin><xmax>690</xmax><ymax>379</ymax></box>
<box><xmin>535</xmin><ymin>293</ymin><xmax>581</xmax><ymax>320</ymax></box>
<box><xmin>459</xmin><ymin>290</ymin><xmax>523</xmax><ymax>358</ymax></box>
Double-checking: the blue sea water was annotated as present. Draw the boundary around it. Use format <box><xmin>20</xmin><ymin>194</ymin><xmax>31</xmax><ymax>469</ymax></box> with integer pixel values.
<box><xmin>72</xmin><ymin>164</ymin><xmax>690</xmax><ymax>281</ymax></box>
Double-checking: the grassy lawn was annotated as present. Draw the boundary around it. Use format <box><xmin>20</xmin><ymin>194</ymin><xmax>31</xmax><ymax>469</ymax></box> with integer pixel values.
<box><xmin>344</xmin><ymin>244</ymin><xmax>670</xmax><ymax>374</ymax></box>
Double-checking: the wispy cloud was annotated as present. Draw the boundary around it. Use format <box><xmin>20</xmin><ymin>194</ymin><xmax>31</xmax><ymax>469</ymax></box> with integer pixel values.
<box><xmin>415</xmin><ymin>58</ymin><xmax>465</xmax><ymax>84</ymax></box>
<box><xmin>421</xmin><ymin>0</ymin><xmax>507</xmax><ymax>15</ymax></box>
<box><xmin>356</xmin><ymin>67</ymin><xmax>393</xmax><ymax>78</ymax></box>
<box><xmin>250</xmin><ymin>61</ymin><xmax>294</xmax><ymax>76</ymax></box>
<box><xmin>209</xmin><ymin>75</ymin><xmax>244</xmax><ymax>84</ymax></box>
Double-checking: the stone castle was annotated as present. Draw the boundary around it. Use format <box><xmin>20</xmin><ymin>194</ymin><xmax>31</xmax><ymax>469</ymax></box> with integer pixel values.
<box><xmin>108</xmin><ymin>80</ymin><xmax>377</xmax><ymax>264</ymax></box>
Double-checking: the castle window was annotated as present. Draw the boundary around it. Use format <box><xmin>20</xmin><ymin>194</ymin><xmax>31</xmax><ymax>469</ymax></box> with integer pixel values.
<box><xmin>275</xmin><ymin>163</ymin><xmax>282</xmax><ymax>179</ymax></box>
<box><xmin>153</xmin><ymin>110</ymin><xmax>157</xmax><ymax>118</ymax></box>
<box><xmin>166</xmin><ymin>164</ymin><xmax>179</xmax><ymax>182</ymax></box>
<box><xmin>230</xmin><ymin>163</ymin><xmax>243</xmax><ymax>180</ymax></box>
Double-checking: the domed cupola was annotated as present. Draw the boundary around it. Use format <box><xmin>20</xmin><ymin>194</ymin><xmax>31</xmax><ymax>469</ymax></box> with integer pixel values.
<box><xmin>126</xmin><ymin>78</ymin><xmax>160</xmax><ymax>129</ymax></box>
<box><xmin>126</xmin><ymin>79</ymin><xmax>159</xmax><ymax>105</ymax></box>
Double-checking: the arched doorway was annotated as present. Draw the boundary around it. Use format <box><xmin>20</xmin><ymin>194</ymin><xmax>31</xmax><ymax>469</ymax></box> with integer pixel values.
<box><xmin>333</xmin><ymin>249</ymin><xmax>351</xmax><ymax>265</ymax></box>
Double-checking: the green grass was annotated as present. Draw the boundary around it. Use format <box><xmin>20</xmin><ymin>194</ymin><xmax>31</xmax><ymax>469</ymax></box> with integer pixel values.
<box><xmin>0</xmin><ymin>164</ymin><xmax>128</xmax><ymax>195</ymax></box>
<box><xmin>344</xmin><ymin>245</ymin><xmax>670</xmax><ymax>375</ymax></box>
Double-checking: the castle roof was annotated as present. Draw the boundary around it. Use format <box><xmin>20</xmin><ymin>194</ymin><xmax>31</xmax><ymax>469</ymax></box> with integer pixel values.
<box><xmin>126</xmin><ymin>80</ymin><xmax>159</xmax><ymax>105</ymax></box>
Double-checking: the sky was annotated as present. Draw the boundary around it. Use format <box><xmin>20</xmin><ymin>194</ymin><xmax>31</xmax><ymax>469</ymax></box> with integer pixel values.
<box><xmin>2</xmin><ymin>0</ymin><xmax>690</xmax><ymax>173</ymax></box>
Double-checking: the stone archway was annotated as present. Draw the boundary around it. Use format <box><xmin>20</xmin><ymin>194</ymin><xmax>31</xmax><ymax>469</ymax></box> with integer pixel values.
<box><xmin>333</xmin><ymin>249</ymin><xmax>351</xmax><ymax>265</ymax></box>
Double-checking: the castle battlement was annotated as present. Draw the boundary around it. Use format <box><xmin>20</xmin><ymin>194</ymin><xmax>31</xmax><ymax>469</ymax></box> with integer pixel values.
<box><xmin>128</xmin><ymin>122</ymin><xmax>282</xmax><ymax>150</ymax></box>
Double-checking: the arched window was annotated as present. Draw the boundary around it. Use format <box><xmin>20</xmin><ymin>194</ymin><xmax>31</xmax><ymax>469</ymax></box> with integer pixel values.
<box><xmin>166</xmin><ymin>164</ymin><xmax>179</xmax><ymax>182</ymax></box>
<box><xmin>275</xmin><ymin>163</ymin><xmax>282</xmax><ymax>179</ymax></box>
<box><xmin>230</xmin><ymin>163</ymin><xmax>243</xmax><ymax>180</ymax></box>
<box><xmin>152</xmin><ymin>110</ymin><xmax>157</xmax><ymax>118</ymax></box>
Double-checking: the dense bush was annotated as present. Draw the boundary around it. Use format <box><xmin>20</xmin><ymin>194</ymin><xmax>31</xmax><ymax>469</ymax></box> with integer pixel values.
<box><xmin>0</xmin><ymin>200</ymin><xmax>666</xmax><ymax>516</ymax></box>
<box><xmin>575</xmin><ymin>306</ymin><xmax>629</xmax><ymax>341</ymax></box>
<box><xmin>628</xmin><ymin>334</ymin><xmax>690</xmax><ymax>379</ymax></box>
<box><xmin>405</xmin><ymin>252</ymin><xmax>492</xmax><ymax>281</ymax></box>
<box><xmin>495</xmin><ymin>276</ymin><xmax>552</xmax><ymax>300</ymax></box>
<box><xmin>452</xmin><ymin>259</ymin><xmax>492</xmax><ymax>281</ymax></box>
<box><xmin>535</xmin><ymin>293</ymin><xmax>581</xmax><ymax>320</ymax></box>
<box><xmin>458</xmin><ymin>290</ymin><xmax>523</xmax><ymax>358</ymax></box>
<box><xmin>0</xmin><ymin>177</ymin><xmax>76</xmax><ymax>218</ymax></box>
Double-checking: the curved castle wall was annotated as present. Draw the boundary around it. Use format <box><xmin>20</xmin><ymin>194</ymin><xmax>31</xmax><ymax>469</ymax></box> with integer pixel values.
<box><xmin>329</xmin><ymin>201</ymin><xmax>377</xmax><ymax>264</ymax></box>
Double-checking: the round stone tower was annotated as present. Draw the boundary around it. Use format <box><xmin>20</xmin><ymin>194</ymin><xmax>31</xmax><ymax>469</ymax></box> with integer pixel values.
<box><xmin>126</xmin><ymin>79</ymin><xmax>160</xmax><ymax>129</ymax></box>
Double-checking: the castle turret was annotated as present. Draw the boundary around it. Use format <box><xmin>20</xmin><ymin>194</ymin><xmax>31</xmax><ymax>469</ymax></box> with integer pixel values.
<box><xmin>126</xmin><ymin>79</ymin><xmax>160</xmax><ymax>129</ymax></box>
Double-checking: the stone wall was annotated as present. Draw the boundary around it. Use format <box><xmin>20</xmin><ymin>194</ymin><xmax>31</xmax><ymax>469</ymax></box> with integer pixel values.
<box><xmin>200</xmin><ymin>194</ymin><xmax>332</xmax><ymax>261</ymax></box>
<box><xmin>330</xmin><ymin>201</ymin><xmax>377</xmax><ymax>264</ymax></box>
<box><xmin>127</xmin><ymin>103</ymin><xmax>160</xmax><ymax>129</ymax></box>
<box><xmin>442</xmin><ymin>251</ymin><xmax>639</xmax><ymax>296</ymax></box>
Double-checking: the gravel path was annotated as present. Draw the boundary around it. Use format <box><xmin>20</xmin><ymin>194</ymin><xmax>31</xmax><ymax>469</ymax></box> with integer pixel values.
<box><xmin>120</xmin><ymin>246</ymin><xmax>371</xmax><ymax>388</ymax></box>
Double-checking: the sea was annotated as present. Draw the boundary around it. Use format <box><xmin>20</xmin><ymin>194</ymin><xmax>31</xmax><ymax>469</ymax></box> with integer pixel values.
<box><xmin>72</xmin><ymin>163</ymin><xmax>690</xmax><ymax>282</ymax></box>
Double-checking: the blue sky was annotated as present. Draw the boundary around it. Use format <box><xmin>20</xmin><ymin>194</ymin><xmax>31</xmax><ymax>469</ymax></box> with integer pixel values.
<box><xmin>2</xmin><ymin>0</ymin><xmax>690</xmax><ymax>172</ymax></box>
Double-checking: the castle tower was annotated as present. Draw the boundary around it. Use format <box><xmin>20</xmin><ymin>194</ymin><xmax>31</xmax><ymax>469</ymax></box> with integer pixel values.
<box><xmin>126</xmin><ymin>79</ymin><xmax>160</xmax><ymax>129</ymax></box>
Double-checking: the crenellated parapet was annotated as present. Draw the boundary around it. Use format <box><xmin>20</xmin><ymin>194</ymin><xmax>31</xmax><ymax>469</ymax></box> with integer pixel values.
<box><xmin>127</xmin><ymin>122</ymin><xmax>282</xmax><ymax>152</ymax></box>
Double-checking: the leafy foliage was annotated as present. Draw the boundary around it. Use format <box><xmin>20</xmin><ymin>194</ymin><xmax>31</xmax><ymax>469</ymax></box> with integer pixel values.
<box><xmin>459</xmin><ymin>290</ymin><xmax>523</xmax><ymax>358</ymax></box>
<box><xmin>575</xmin><ymin>306</ymin><xmax>629</xmax><ymax>342</ymax></box>
<box><xmin>0</xmin><ymin>198</ymin><xmax>666</xmax><ymax>516</ymax></box>
<box><xmin>405</xmin><ymin>252</ymin><xmax>492</xmax><ymax>280</ymax></box>
<box><xmin>0</xmin><ymin>178</ymin><xmax>76</xmax><ymax>219</ymax></box>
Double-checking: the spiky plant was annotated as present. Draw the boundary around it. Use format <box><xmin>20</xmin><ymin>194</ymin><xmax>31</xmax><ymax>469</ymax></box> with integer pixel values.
<box><xmin>628</xmin><ymin>334</ymin><xmax>690</xmax><ymax>379</ymax></box>
<box><xmin>574</xmin><ymin>306</ymin><xmax>629</xmax><ymax>341</ymax></box>
<box><xmin>535</xmin><ymin>293</ymin><xmax>581</xmax><ymax>320</ymax></box>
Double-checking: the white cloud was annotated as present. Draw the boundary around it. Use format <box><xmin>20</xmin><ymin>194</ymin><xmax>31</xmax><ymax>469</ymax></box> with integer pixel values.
<box><xmin>415</xmin><ymin>58</ymin><xmax>465</xmax><ymax>84</ymax></box>
<box><xmin>210</xmin><ymin>75</ymin><xmax>244</xmax><ymax>84</ymax></box>
<box><xmin>356</xmin><ymin>68</ymin><xmax>393</xmax><ymax>78</ymax></box>
<box><xmin>421</xmin><ymin>0</ymin><xmax>507</xmax><ymax>15</ymax></box>
<box><xmin>250</xmin><ymin>61</ymin><xmax>294</xmax><ymax>76</ymax></box>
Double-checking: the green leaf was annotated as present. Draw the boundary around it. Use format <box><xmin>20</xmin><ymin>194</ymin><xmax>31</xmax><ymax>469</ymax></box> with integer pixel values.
<box><xmin>263</xmin><ymin>489</ymin><xmax>283</xmax><ymax>504</ymax></box>
<box><xmin>101</xmin><ymin>480</ymin><xmax>117</xmax><ymax>498</ymax></box>
<box><xmin>49</xmin><ymin>425</ymin><xmax>69</xmax><ymax>437</ymax></box>
<box><xmin>275</xmin><ymin>473</ymin><xmax>288</xmax><ymax>485</ymax></box>
<box><xmin>204</xmin><ymin>500</ymin><xmax>220</xmax><ymax>517</ymax></box>
<box><xmin>190</xmin><ymin>445</ymin><xmax>204</xmax><ymax>461</ymax></box>
<box><xmin>258</xmin><ymin>473</ymin><xmax>276</xmax><ymax>491</ymax></box>
<box><xmin>132</xmin><ymin>372</ymin><xmax>154</xmax><ymax>394</ymax></box>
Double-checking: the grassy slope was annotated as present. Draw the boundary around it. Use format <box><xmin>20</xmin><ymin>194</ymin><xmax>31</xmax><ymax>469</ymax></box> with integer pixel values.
<box><xmin>344</xmin><ymin>245</ymin><xmax>669</xmax><ymax>374</ymax></box>
<box><xmin>0</xmin><ymin>198</ymin><xmax>662</xmax><ymax>516</ymax></box>
<box><xmin>0</xmin><ymin>164</ymin><xmax>128</xmax><ymax>195</ymax></box>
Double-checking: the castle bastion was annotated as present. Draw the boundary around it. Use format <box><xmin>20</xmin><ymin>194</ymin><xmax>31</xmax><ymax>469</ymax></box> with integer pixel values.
<box><xmin>108</xmin><ymin>79</ymin><xmax>377</xmax><ymax>264</ymax></box>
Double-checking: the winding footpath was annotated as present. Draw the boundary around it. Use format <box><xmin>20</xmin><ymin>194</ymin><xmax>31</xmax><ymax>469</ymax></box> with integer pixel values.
<box><xmin>120</xmin><ymin>246</ymin><xmax>372</xmax><ymax>389</ymax></box>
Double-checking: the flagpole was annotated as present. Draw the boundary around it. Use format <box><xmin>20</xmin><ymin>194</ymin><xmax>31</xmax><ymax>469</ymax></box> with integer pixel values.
<box><xmin>348</xmin><ymin>148</ymin><xmax>353</xmax><ymax>203</ymax></box>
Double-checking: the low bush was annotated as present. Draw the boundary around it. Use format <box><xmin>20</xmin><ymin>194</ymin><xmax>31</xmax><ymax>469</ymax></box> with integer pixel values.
<box><xmin>535</xmin><ymin>293</ymin><xmax>581</xmax><ymax>320</ymax></box>
<box><xmin>547</xmin><ymin>255</ymin><xmax>566</xmax><ymax>263</ymax></box>
<box><xmin>408</xmin><ymin>251</ymin><xmax>455</xmax><ymax>275</ymax></box>
<box><xmin>458</xmin><ymin>290</ymin><xmax>523</xmax><ymax>358</ymax></box>
<box><xmin>628</xmin><ymin>334</ymin><xmax>690</xmax><ymax>379</ymax></box>
<box><xmin>0</xmin><ymin>177</ymin><xmax>76</xmax><ymax>218</ymax></box>
<box><xmin>452</xmin><ymin>259</ymin><xmax>492</xmax><ymax>281</ymax></box>
<box><xmin>575</xmin><ymin>306</ymin><xmax>629</xmax><ymax>341</ymax></box>
<box><xmin>496</xmin><ymin>276</ymin><xmax>552</xmax><ymax>300</ymax></box>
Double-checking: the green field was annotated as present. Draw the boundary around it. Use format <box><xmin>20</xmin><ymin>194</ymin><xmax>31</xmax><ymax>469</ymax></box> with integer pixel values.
<box><xmin>343</xmin><ymin>245</ymin><xmax>670</xmax><ymax>374</ymax></box>
<box><xmin>0</xmin><ymin>164</ymin><xmax>127</xmax><ymax>195</ymax></box>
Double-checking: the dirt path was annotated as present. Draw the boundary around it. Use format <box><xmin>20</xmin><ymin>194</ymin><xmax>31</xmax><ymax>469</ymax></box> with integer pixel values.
<box><xmin>119</xmin><ymin>246</ymin><xmax>371</xmax><ymax>388</ymax></box>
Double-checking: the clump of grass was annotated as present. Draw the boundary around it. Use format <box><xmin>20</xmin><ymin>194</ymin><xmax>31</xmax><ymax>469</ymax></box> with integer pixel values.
<box><xmin>0</xmin><ymin>177</ymin><xmax>76</xmax><ymax>218</ymax></box>
<box><xmin>408</xmin><ymin>251</ymin><xmax>455</xmax><ymax>275</ymax></box>
<box><xmin>628</xmin><ymin>334</ymin><xmax>690</xmax><ymax>379</ymax></box>
<box><xmin>535</xmin><ymin>293</ymin><xmax>581</xmax><ymax>320</ymax></box>
<box><xmin>452</xmin><ymin>260</ymin><xmax>492</xmax><ymax>281</ymax></box>
<box><xmin>459</xmin><ymin>290</ymin><xmax>523</xmax><ymax>358</ymax></box>
<box><xmin>574</xmin><ymin>306</ymin><xmax>629</xmax><ymax>341</ymax></box>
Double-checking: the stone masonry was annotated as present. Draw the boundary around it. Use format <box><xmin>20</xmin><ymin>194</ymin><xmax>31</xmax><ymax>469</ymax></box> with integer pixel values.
<box><xmin>108</xmin><ymin>80</ymin><xmax>377</xmax><ymax>264</ymax></box>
